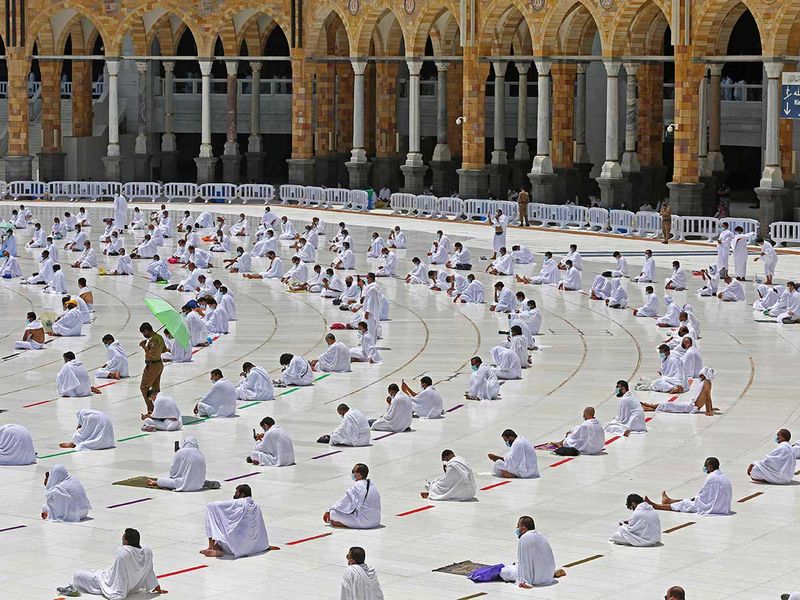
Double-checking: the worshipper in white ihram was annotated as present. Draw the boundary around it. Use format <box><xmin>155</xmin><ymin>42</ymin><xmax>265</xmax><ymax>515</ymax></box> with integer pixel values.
<box><xmin>632</xmin><ymin>286</ymin><xmax>658</xmax><ymax>317</ymax></box>
<box><xmin>550</xmin><ymin>407</ymin><xmax>606</xmax><ymax>455</ymax></box>
<box><xmin>370</xmin><ymin>384</ymin><xmax>413</xmax><ymax>433</ymax></box>
<box><xmin>14</xmin><ymin>311</ymin><xmax>45</xmax><ymax>350</ymax></box>
<box><xmin>605</xmin><ymin>278</ymin><xmax>629</xmax><ymax>308</ymax></box>
<box><xmin>716</xmin><ymin>222</ymin><xmax>734</xmax><ymax>270</ymax></box>
<box><xmin>664</xmin><ymin>260</ymin><xmax>687</xmax><ymax>290</ymax></box>
<box><xmin>201</xmin><ymin>484</ymin><xmax>271</xmax><ymax>558</ymax></box>
<box><xmin>312</xmin><ymin>333</ymin><xmax>352</xmax><ymax>373</ymax></box>
<box><xmin>490</xmin><ymin>210</ymin><xmax>509</xmax><ymax>259</ymax></box>
<box><xmin>57</xmin><ymin>528</ymin><xmax>166</xmax><ymax>598</ymax></box>
<box><xmin>324</xmin><ymin>463</ymin><xmax>381</xmax><ymax>529</ymax></box>
<box><xmin>487</xmin><ymin>246</ymin><xmax>514</xmax><ymax>275</ymax></box>
<box><xmin>499</xmin><ymin>516</ymin><xmax>564</xmax><ymax>587</ymax></box>
<box><xmin>490</xmin><ymin>345</ymin><xmax>522</xmax><ymax>380</ymax></box>
<box><xmin>41</xmin><ymin>465</ymin><xmax>91</xmax><ymax>522</ymax></box>
<box><xmin>731</xmin><ymin>226</ymin><xmax>753</xmax><ymax>279</ymax></box>
<box><xmin>401</xmin><ymin>377</ymin><xmax>444</xmax><ymax>419</ymax></box>
<box><xmin>387</xmin><ymin>226</ymin><xmax>406</xmax><ymax>249</ymax></box>
<box><xmin>57</xmin><ymin>352</ymin><xmax>100</xmax><ymax>397</ymax></box>
<box><xmin>141</xmin><ymin>390</ymin><xmax>182</xmax><ymax>432</ymax></box>
<box><xmin>489</xmin><ymin>430</ymin><xmax>540</xmax><ymax>478</ymax></box>
<box><xmin>611</xmin><ymin>251</ymin><xmax>629</xmax><ymax>277</ymax></box>
<box><xmin>647</xmin><ymin>344</ymin><xmax>688</xmax><ymax>393</ymax></box>
<box><xmin>0</xmin><ymin>250</ymin><xmax>21</xmax><ymax>277</ymax></box>
<box><xmin>604</xmin><ymin>380</ymin><xmax>647</xmax><ymax>436</ymax></box>
<box><xmin>656</xmin><ymin>294</ymin><xmax>681</xmax><ymax>327</ymax></box>
<box><xmin>0</xmin><ymin>424</ymin><xmax>37</xmax><ymax>465</ymax></box>
<box><xmin>465</xmin><ymin>356</ymin><xmax>500</xmax><ymax>401</ymax></box>
<box><xmin>236</xmin><ymin>362</ymin><xmax>274</xmax><ymax>401</ymax></box>
<box><xmin>279</xmin><ymin>353</ymin><xmax>314</xmax><ymax>386</ymax></box>
<box><xmin>51</xmin><ymin>298</ymin><xmax>83</xmax><ymax>336</ymax></box>
<box><xmin>350</xmin><ymin>321</ymin><xmax>382</xmax><ymax>364</ymax></box>
<box><xmin>325</xmin><ymin>404</ymin><xmax>371</xmax><ymax>447</ymax></box>
<box><xmin>147</xmin><ymin>437</ymin><xmax>207</xmax><ymax>491</ymax></box>
<box><xmin>747</xmin><ymin>429</ymin><xmax>796</xmax><ymax>485</ymax></box>
<box><xmin>340</xmin><ymin>547</ymin><xmax>384</xmax><ymax>600</ymax></box>
<box><xmin>113</xmin><ymin>192</ymin><xmax>128</xmax><ymax>230</ymax></box>
<box><xmin>641</xmin><ymin>367</ymin><xmax>719</xmax><ymax>415</ymax></box>
<box><xmin>491</xmin><ymin>281</ymin><xmax>516</xmax><ymax>312</ymax></box>
<box><xmin>559</xmin><ymin>243</ymin><xmax>583</xmax><ymax>270</ymax></box>
<box><xmin>421</xmin><ymin>449</ymin><xmax>477</xmax><ymax>501</ymax></box>
<box><xmin>754</xmin><ymin>284</ymin><xmax>778</xmax><ymax>312</ymax></box>
<box><xmin>248</xmin><ymin>417</ymin><xmax>295</xmax><ymax>466</ymax></box>
<box><xmin>717</xmin><ymin>274</ymin><xmax>745</xmax><ymax>301</ymax></box>
<box><xmin>754</xmin><ymin>237</ymin><xmax>778</xmax><ymax>285</ymax></box>
<box><xmin>680</xmin><ymin>337</ymin><xmax>703</xmax><ymax>378</ymax></box>
<box><xmin>632</xmin><ymin>250</ymin><xmax>656</xmax><ymax>283</ymax></box>
<box><xmin>194</xmin><ymin>369</ymin><xmax>237</xmax><ymax>417</ymax></box>
<box><xmin>557</xmin><ymin>260</ymin><xmax>581</xmax><ymax>291</ymax></box>
<box><xmin>454</xmin><ymin>274</ymin><xmax>484</xmax><ymax>303</ymax></box>
<box><xmin>516</xmin><ymin>251</ymin><xmax>559</xmax><ymax>285</ymax></box>
<box><xmin>95</xmin><ymin>335</ymin><xmax>129</xmax><ymax>379</ymax></box>
<box><xmin>60</xmin><ymin>409</ymin><xmax>115</xmax><ymax>451</ymax></box>
<box><xmin>645</xmin><ymin>456</ymin><xmax>733</xmax><ymax>515</ymax></box>
<box><xmin>609</xmin><ymin>494</ymin><xmax>661</xmax><ymax>547</ymax></box>
<box><xmin>182</xmin><ymin>304</ymin><xmax>209</xmax><ymax>347</ymax></box>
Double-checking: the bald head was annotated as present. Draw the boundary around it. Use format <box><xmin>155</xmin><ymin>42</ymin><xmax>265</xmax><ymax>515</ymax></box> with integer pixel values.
<box><xmin>583</xmin><ymin>406</ymin><xmax>596</xmax><ymax>420</ymax></box>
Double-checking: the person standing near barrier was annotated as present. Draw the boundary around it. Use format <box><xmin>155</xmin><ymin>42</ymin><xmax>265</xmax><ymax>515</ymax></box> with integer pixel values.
<box><xmin>660</xmin><ymin>199</ymin><xmax>672</xmax><ymax>245</ymax></box>
<box><xmin>139</xmin><ymin>322</ymin><xmax>166</xmax><ymax>413</ymax></box>
<box><xmin>517</xmin><ymin>187</ymin><xmax>530</xmax><ymax>227</ymax></box>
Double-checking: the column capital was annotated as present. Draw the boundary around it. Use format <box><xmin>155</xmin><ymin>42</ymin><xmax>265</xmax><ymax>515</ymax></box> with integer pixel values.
<box><xmin>135</xmin><ymin>61</ymin><xmax>148</xmax><ymax>74</ymax></box>
<box><xmin>764</xmin><ymin>61</ymin><xmax>782</xmax><ymax>80</ymax></box>
<box><xmin>162</xmin><ymin>61</ymin><xmax>175</xmax><ymax>73</ymax></box>
<box><xmin>198</xmin><ymin>59</ymin><xmax>213</xmax><ymax>77</ymax></box>
<box><xmin>576</xmin><ymin>62</ymin><xmax>588</xmax><ymax>75</ymax></box>
<box><xmin>105</xmin><ymin>58</ymin><xmax>120</xmax><ymax>76</ymax></box>
<box><xmin>435</xmin><ymin>61</ymin><xmax>448</xmax><ymax>73</ymax></box>
<box><xmin>515</xmin><ymin>62</ymin><xmax>531</xmax><ymax>75</ymax></box>
<box><xmin>225</xmin><ymin>60</ymin><xmax>238</xmax><ymax>77</ymax></box>
<box><xmin>534</xmin><ymin>59</ymin><xmax>551</xmax><ymax>76</ymax></box>
<box><xmin>708</xmin><ymin>63</ymin><xmax>723</xmax><ymax>77</ymax></box>
<box><xmin>492</xmin><ymin>61</ymin><xmax>507</xmax><ymax>78</ymax></box>
<box><xmin>351</xmin><ymin>58</ymin><xmax>367</xmax><ymax>76</ymax></box>
<box><xmin>623</xmin><ymin>62</ymin><xmax>639</xmax><ymax>76</ymax></box>
<box><xmin>604</xmin><ymin>60</ymin><xmax>622</xmax><ymax>77</ymax></box>
<box><xmin>406</xmin><ymin>59</ymin><xmax>422</xmax><ymax>76</ymax></box>
<box><xmin>249</xmin><ymin>61</ymin><xmax>262</xmax><ymax>74</ymax></box>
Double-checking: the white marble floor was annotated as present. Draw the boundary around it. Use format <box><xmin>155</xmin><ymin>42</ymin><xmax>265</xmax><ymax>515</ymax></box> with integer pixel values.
<box><xmin>0</xmin><ymin>201</ymin><xmax>799</xmax><ymax>600</ymax></box>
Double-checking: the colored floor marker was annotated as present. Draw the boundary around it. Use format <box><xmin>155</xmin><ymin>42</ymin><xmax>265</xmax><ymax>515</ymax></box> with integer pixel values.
<box><xmin>311</xmin><ymin>450</ymin><xmax>343</xmax><ymax>460</ymax></box>
<box><xmin>445</xmin><ymin>403</ymin><xmax>464</xmax><ymax>413</ymax></box>
<box><xmin>278</xmin><ymin>387</ymin><xmax>302</xmax><ymax>396</ymax></box>
<box><xmin>645</xmin><ymin>417</ymin><xmax>653</xmax><ymax>422</ymax></box>
<box><xmin>666</xmin><ymin>395</ymin><xmax>678</xmax><ymax>403</ymax></box>
<box><xmin>224</xmin><ymin>472</ymin><xmax>260</xmax><ymax>482</ymax></box>
<box><xmin>23</xmin><ymin>399</ymin><xmax>55</xmax><ymax>409</ymax></box>
<box><xmin>0</xmin><ymin>525</ymin><xmax>26</xmax><ymax>533</ymax></box>
<box><xmin>663</xmin><ymin>521</ymin><xmax>696</xmax><ymax>534</ymax></box>
<box><xmin>95</xmin><ymin>381</ymin><xmax>118</xmax><ymax>389</ymax></box>
<box><xmin>605</xmin><ymin>436</ymin><xmax>621</xmax><ymax>445</ymax></box>
<box><xmin>238</xmin><ymin>401</ymin><xmax>260</xmax><ymax>410</ymax></box>
<box><xmin>737</xmin><ymin>491</ymin><xmax>764</xmax><ymax>503</ymax></box>
<box><xmin>184</xmin><ymin>417</ymin><xmax>210</xmax><ymax>426</ymax></box>
<box><xmin>396</xmin><ymin>505</ymin><xmax>434</xmax><ymax>517</ymax></box>
<box><xmin>562</xmin><ymin>554</ymin><xmax>604</xmax><ymax>569</ymax></box>
<box><xmin>107</xmin><ymin>497</ymin><xmax>152</xmax><ymax>509</ymax></box>
<box><xmin>373</xmin><ymin>432</ymin><xmax>397</xmax><ymax>441</ymax></box>
<box><xmin>795</xmin><ymin>469</ymin><xmax>800</xmax><ymax>475</ymax></box>
<box><xmin>479</xmin><ymin>480</ymin><xmax>511</xmax><ymax>491</ymax></box>
<box><xmin>314</xmin><ymin>374</ymin><xmax>331</xmax><ymax>382</ymax></box>
<box><xmin>456</xmin><ymin>593</ymin><xmax>487</xmax><ymax>600</ymax></box>
<box><xmin>157</xmin><ymin>565</ymin><xmax>208</xmax><ymax>579</ymax></box>
<box><xmin>286</xmin><ymin>532</ymin><xmax>333</xmax><ymax>546</ymax></box>
<box><xmin>550</xmin><ymin>457</ymin><xmax>575</xmax><ymax>468</ymax></box>
<box><xmin>38</xmin><ymin>449</ymin><xmax>78</xmax><ymax>460</ymax></box>
<box><xmin>117</xmin><ymin>433</ymin><xmax>149</xmax><ymax>443</ymax></box>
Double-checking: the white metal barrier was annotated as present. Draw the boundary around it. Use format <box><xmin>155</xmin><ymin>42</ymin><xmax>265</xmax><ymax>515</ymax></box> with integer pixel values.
<box><xmin>528</xmin><ymin>203</ymin><xmax>545</xmax><ymax>225</ymax></box>
<box><xmin>163</xmin><ymin>182</ymin><xmax>198</xmax><ymax>203</ymax></box>
<box><xmin>198</xmin><ymin>183</ymin><xmax>236</xmax><ymax>204</ymax></box>
<box><xmin>390</xmin><ymin>193</ymin><xmax>416</xmax><ymax>214</ymax></box>
<box><xmin>95</xmin><ymin>181</ymin><xmax>123</xmax><ymax>200</ymax></box>
<box><xmin>278</xmin><ymin>184</ymin><xmax>304</xmax><ymax>205</ymax></box>
<box><xmin>610</xmin><ymin>210</ymin><xmax>636</xmax><ymax>235</ymax></box>
<box><xmin>497</xmin><ymin>201</ymin><xmax>518</xmax><ymax>224</ymax></box>
<box><xmin>237</xmin><ymin>184</ymin><xmax>274</xmax><ymax>205</ymax></box>
<box><xmin>463</xmin><ymin>199</ymin><xmax>493</xmax><ymax>221</ymax></box>
<box><xmin>634</xmin><ymin>211</ymin><xmax>662</xmax><ymax>237</ymax></box>
<box><xmin>0</xmin><ymin>181</ymin><xmax>6</xmax><ymax>198</ymax></box>
<box><xmin>587</xmin><ymin>207</ymin><xmax>609</xmax><ymax>232</ymax></box>
<box><xmin>438</xmin><ymin>197</ymin><xmax>465</xmax><ymax>219</ymax></box>
<box><xmin>347</xmin><ymin>190</ymin><xmax>369</xmax><ymax>211</ymax></box>
<box><xmin>47</xmin><ymin>181</ymin><xmax>116</xmax><ymax>202</ymax></box>
<box><xmin>769</xmin><ymin>221</ymin><xmax>800</xmax><ymax>246</ymax></box>
<box><xmin>8</xmin><ymin>181</ymin><xmax>47</xmax><ymax>201</ymax></box>
<box><xmin>416</xmin><ymin>195</ymin><xmax>439</xmax><ymax>217</ymax></box>
<box><xmin>720</xmin><ymin>217</ymin><xmax>759</xmax><ymax>236</ymax></box>
<box><xmin>677</xmin><ymin>216</ymin><xmax>718</xmax><ymax>242</ymax></box>
<box><xmin>568</xmin><ymin>206</ymin><xmax>589</xmax><ymax>229</ymax></box>
<box><xmin>324</xmin><ymin>188</ymin><xmax>350</xmax><ymax>209</ymax></box>
<box><xmin>301</xmin><ymin>186</ymin><xmax>324</xmax><ymax>207</ymax></box>
<box><xmin>121</xmin><ymin>182</ymin><xmax>162</xmax><ymax>202</ymax></box>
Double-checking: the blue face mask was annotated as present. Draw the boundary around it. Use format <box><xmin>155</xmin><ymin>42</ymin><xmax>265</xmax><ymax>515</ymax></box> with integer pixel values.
<box><xmin>659</xmin><ymin>352</ymin><xmax>666</xmax><ymax>361</ymax></box>
<box><xmin>471</xmin><ymin>365</ymin><xmax>479</xmax><ymax>372</ymax></box>
<box><xmin>776</xmin><ymin>436</ymin><xmax>781</xmax><ymax>444</ymax></box>
<box><xmin>515</xmin><ymin>528</ymin><xmax>522</xmax><ymax>539</ymax></box>
<box><xmin>703</xmin><ymin>466</ymin><xmax>709</xmax><ymax>474</ymax></box>
<box><xmin>615</xmin><ymin>387</ymin><xmax>623</xmax><ymax>397</ymax></box>
<box><xmin>351</xmin><ymin>473</ymin><xmax>357</xmax><ymax>481</ymax></box>
<box><xmin>505</xmin><ymin>440</ymin><xmax>513</xmax><ymax>448</ymax></box>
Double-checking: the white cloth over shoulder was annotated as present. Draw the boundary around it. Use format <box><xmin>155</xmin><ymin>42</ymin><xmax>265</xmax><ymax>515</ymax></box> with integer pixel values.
<box><xmin>205</xmin><ymin>497</ymin><xmax>269</xmax><ymax>558</ymax></box>
<box><xmin>143</xmin><ymin>393</ymin><xmax>182</xmax><ymax>431</ymax></box>
<box><xmin>564</xmin><ymin>418</ymin><xmax>605</xmax><ymax>454</ymax></box>
<box><xmin>329</xmin><ymin>478</ymin><xmax>382</xmax><ymax>529</ymax></box>
<box><xmin>609</xmin><ymin>503</ymin><xmax>661</xmax><ymax>546</ymax></box>
<box><xmin>493</xmin><ymin>436</ymin><xmax>539</xmax><ymax>478</ymax></box>
<box><xmin>72</xmin><ymin>409</ymin><xmax>115</xmax><ymax>451</ymax></box>
<box><xmin>236</xmin><ymin>366</ymin><xmax>274</xmax><ymax>401</ymax></box>
<box><xmin>467</xmin><ymin>364</ymin><xmax>500</xmax><ymax>401</ymax></box>
<box><xmin>490</xmin><ymin>345</ymin><xmax>522</xmax><ymax>380</ymax></box>
<box><xmin>43</xmin><ymin>465</ymin><xmax>91</xmax><ymax>522</ymax></box>
<box><xmin>73</xmin><ymin>545</ymin><xmax>159</xmax><ymax>600</ymax></box>
<box><xmin>197</xmin><ymin>379</ymin><xmax>237</xmax><ymax>417</ymax></box>
<box><xmin>282</xmin><ymin>355</ymin><xmax>313</xmax><ymax>385</ymax></box>
<box><xmin>671</xmin><ymin>470</ymin><xmax>733</xmax><ymax>515</ymax></box>
<box><xmin>500</xmin><ymin>530</ymin><xmax>556</xmax><ymax>587</ymax></box>
<box><xmin>371</xmin><ymin>393</ymin><xmax>413</xmax><ymax>432</ymax></box>
<box><xmin>750</xmin><ymin>442</ymin><xmax>796</xmax><ymax>484</ymax></box>
<box><xmin>250</xmin><ymin>425</ymin><xmax>295</xmax><ymax>466</ymax></box>
<box><xmin>0</xmin><ymin>424</ymin><xmax>37</xmax><ymax>465</ymax></box>
<box><xmin>412</xmin><ymin>386</ymin><xmax>444</xmax><ymax>419</ymax></box>
<box><xmin>604</xmin><ymin>391</ymin><xmax>647</xmax><ymax>435</ymax></box>
<box><xmin>57</xmin><ymin>360</ymin><xmax>93</xmax><ymax>397</ymax></box>
<box><xmin>340</xmin><ymin>564</ymin><xmax>384</xmax><ymax>600</ymax></box>
<box><xmin>331</xmin><ymin>409</ymin><xmax>371</xmax><ymax>446</ymax></box>
<box><xmin>157</xmin><ymin>438</ymin><xmax>207</xmax><ymax>491</ymax></box>
<box><xmin>317</xmin><ymin>341</ymin><xmax>353</xmax><ymax>372</ymax></box>
<box><xmin>427</xmin><ymin>456</ymin><xmax>477</xmax><ymax>501</ymax></box>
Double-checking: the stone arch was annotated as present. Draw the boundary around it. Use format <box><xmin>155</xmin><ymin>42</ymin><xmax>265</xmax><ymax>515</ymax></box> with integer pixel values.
<box><xmin>25</xmin><ymin>1</ymin><xmax>112</xmax><ymax>55</ymax></box>
<box><xmin>607</xmin><ymin>0</ymin><xmax>670</xmax><ymax>56</ymax></box>
<box><xmin>352</xmin><ymin>6</ymin><xmax>407</xmax><ymax>57</ymax></box>
<box><xmin>479</xmin><ymin>1</ymin><xmax>534</xmax><ymax>56</ymax></box>
<box><xmin>691</xmin><ymin>0</ymin><xmax>766</xmax><ymax>56</ymax></box>
<box><xmin>407</xmin><ymin>2</ymin><xmax>460</xmax><ymax>57</ymax></box>
<box><xmin>539</xmin><ymin>0</ymin><xmax>606</xmax><ymax>56</ymax></box>
<box><xmin>145</xmin><ymin>14</ymin><xmax>185</xmax><ymax>56</ymax></box>
<box><xmin>108</xmin><ymin>2</ymin><xmax>203</xmax><ymax>56</ymax></box>
<box><xmin>206</xmin><ymin>6</ymin><xmax>291</xmax><ymax>58</ymax></box>
<box><xmin>766</xmin><ymin>1</ymin><xmax>800</xmax><ymax>56</ymax></box>
<box><xmin>307</xmin><ymin>7</ymin><xmax>352</xmax><ymax>56</ymax></box>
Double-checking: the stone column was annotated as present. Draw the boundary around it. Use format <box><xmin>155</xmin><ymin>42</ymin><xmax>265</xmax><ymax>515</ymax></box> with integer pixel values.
<box><xmin>287</xmin><ymin>48</ymin><xmax>316</xmax><ymax>185</ymax></box>
<box><xmin>457</xmin><ymin>47</ymin><xmax>490</xmax><ymax>198</ymax></box>
<box><xmin>756</xmin><ymin>61</ymin><xmax>788</xmax><ymax>233</ymax></box>
<box><xmin>551</xmin><ymin>63</ymin><xmax>576</xmax><ymax>203</ymax></box>
<box><xmin>488</xmin><ymin>61</ymin><xmax>510</xmax><ymax>198</ymax></box>
<box><xmin>638</xmin><ymin>63</ymin><xmax>666</xmax><ymax>205</ymax></box>
<box><xmin>620</xmin><ymin>63</ymin><xmax>643</xmax><ymax>209</ymax></box>
<box><xmin>159</xmin><ymin>61</ymin><xmax>178</xmax><ymax>182</ymax></box>
<box><xmin>372</xmin><ymin>62</ymin><xmax>400</xmax><ymax>191</ymax></box>
<box><xmin>220</xmin><ymin>61</ymin><xmax>241</xmax><ymax>183</ymax></box>
<box><xmin>597</xmin><ymin>61</ymin><xmax>630</xmax><ymax>208</ymax></box>
<box><xmin>572</xmin><ymin>63</ymin><xmax>592</xmax><ymax>204</ymax></box>
<box><xmin>346</xmin><ymin>58</ymin><xmax>371</xmax><ymax>189</ymax></box>
<box><xmin>313</xmin><ymin>63</ymin><xmax>336</xmax><ymax>186</ymax></box>
<box><xmin>195</xmin><ymin>59</ymin><xmax>217</xmax><ymax>184</ymax></box>
<box><xmin>512</xmin><ymin>62</ymin><xmax>530</xmax><ymax>189</ymax></box>
<box><xmin>102</xmin><ymin>58</ymin><xmax>121</xmax><ymax>181</ymax></box>
<box><xmin>708</xmin><ymin>64</ymin><xmax>725</xmax><ymax>173</ymax></box>
<box><xmin>528</xmin><ymin>60</ymin><xmax>557</xmax><ymax>203</ymax></box>
<box><xmin>335</xmin><ymin>63</ymin><xmax>353</xmax><ymax>185</ymax></box>
<box><xmin>38</xmin><ymin>61</ymin><xmax>65</xmax><ymax>181</ymax></box>
<box><xmin>430</xmin><ymin>61</ymin><xmax>453</xmax><ymax>196</ymax></box>
<box><xmin>2</xmin><ymin>49</ymin><xmax>32</xmax><ymax>180</ymax></box>
<box><xmin>401</xmin><ymin>59</ymin><xmax>427</xmax><ymax>194</ymax></box>
<box><xmin>697</xmin><ymin>68</ymin><xmax>717</xmax><ymax>215</ymax></box>
<box><xmin>71</xmin><ymin>60</ymin><xmax>92</xmax><ymax>137</ymax></box>
<box><xmin>133</xmin><ymin>61</ymin><xmax>152</xmax><ymax>180</ymax></box>
<box><xmin>245</xmin><ymin>62</ymin><xmax>265</xmax><ymax>183</ymax></box>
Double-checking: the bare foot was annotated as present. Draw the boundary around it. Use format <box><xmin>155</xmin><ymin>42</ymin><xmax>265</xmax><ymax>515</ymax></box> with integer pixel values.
<box><xmin>421</xmin><ymin>491</ymin><xmax>429</xmax><ymax>499</ymax></box>
<box><xmin>329</xmin><ymin>520</ymin><xmax>348</xmax><ymax>528</ymax></box>
<box><xmin>91</xmin><ymin>386</ymin><xmax>102</xmax><ymax>394</ymax></box>
<box><xmin>499</xmin><ymin>470</ymin><xmax>516</xmax><ymax>478</ymax></box>
<box><xmin>623</xmin><ymin>430</ymin><xmax>631</xmax><ymax>437</ymax></box>
<box><xmin>199</xmin><ymin>548</ymin><xmax>224</xmax><ymax>557</ymax></box>
<box><xmin>58</xmin><ymin>442</ymin><xmax>75</xmax><ymax>448</ymax></box>
<box><xmin>146</xmin><ymin>479</ymin><xmax>159</xmax><ymax>488</ymax></box>
<box><xmin>110</xmin><ymin>372</ymin><xmax>121</xmax><ymax>380</ymax></box>
<box><xmin>555</xmin><ymin>569</ymin><xmax>567</xmax><ymax>578</ymax></box>
<box><xmin>661</xmin><ymin>490</ymin><xmax>670</xmax><ymax>503</ymax></box>
<box><xmin>644</xmin><ymin>496</ymin><xmax>656</xmax><ymax>507</ymax></box>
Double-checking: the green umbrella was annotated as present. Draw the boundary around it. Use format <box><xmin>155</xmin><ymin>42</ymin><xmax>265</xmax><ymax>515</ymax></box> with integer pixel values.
<box><xmin>143</xmin><ymin>297</ymin><xmax>191</xmax><ymax>350</ymax></box>
<box><xmin>0</xmin><ymin>221</ymin><xmax>14</xmax><ymax>232</ymax></box>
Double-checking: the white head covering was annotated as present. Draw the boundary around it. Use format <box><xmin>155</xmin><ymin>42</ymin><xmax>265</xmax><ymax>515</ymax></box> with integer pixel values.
<box><xmin>682</xmin><ymin>303</ymin><xmax>693</xmax><ymax>312</ymax></box>
<box><xmin>663</xmin><ymin>295</ymin><xmax>673</xmax><ymax>305</ymax></box>
<box><xmin>46</xmin><ymin>464</ymin><xmax>70</xmax><ymax>490</ymax></box>
<box><xmin>699</xmin><ymin>366</ymin><xmax>716</xmax><ymax>381</ymax></box>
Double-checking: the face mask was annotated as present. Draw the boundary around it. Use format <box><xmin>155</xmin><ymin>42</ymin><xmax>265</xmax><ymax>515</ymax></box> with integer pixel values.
<box><xmin>615</xmin><ymin>387</ymin><xmax>623</xmax><ymax>397</ymax></box>
<box><xmin>776</xmin><ymin>436</ymin><xmax>781</xmax><ymax>444</ymax></box>
<box><xmin>471</xmin><ymin>365</ymin><xmax>479</xmax><ymax>372</ymax></box>
<box><xmin>659</xmin><ymin>352</ymin><xmax>666</xmax><ymax>361</ymax></box>
<box><xmin>351</xmin><ymin>473</ymin><xmax>357</xmax><ymax>481</ymax></box>
<box><xmin>505</xmin><ymin>440</ymin><xmax>513</xmax><ymax>448</ymax></box>
<box><xmin>703</xmin><ymin>466</ymin><xmax>708</xmax><ymax>474</ymax></box>
<box><xmin>515</xmin><ymin>528</ymin><xmax>522</xmax><ymax>539</ymax></box>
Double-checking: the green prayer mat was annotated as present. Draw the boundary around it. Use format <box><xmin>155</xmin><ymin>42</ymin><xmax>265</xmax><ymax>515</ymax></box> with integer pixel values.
<box><xmin>433</xmin><ymin>561</ymin><xmax>489</xmax><ymax>576</ymax></box>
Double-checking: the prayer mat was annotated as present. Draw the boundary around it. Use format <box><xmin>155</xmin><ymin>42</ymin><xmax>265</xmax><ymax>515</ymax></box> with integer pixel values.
<box><xmin>113</xmin><ymin>476</ymin><xmax>220</xmax><ymax>490</ymax></box>
<box><xmin>535</xmin><ymin>442</ymin><xmax>559</xmax><ymax>451</ymax></box>
<box><xmin>434</xmin><ymin>561</ymin><xmax>489</xmax><ymax>576</ymax></box>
